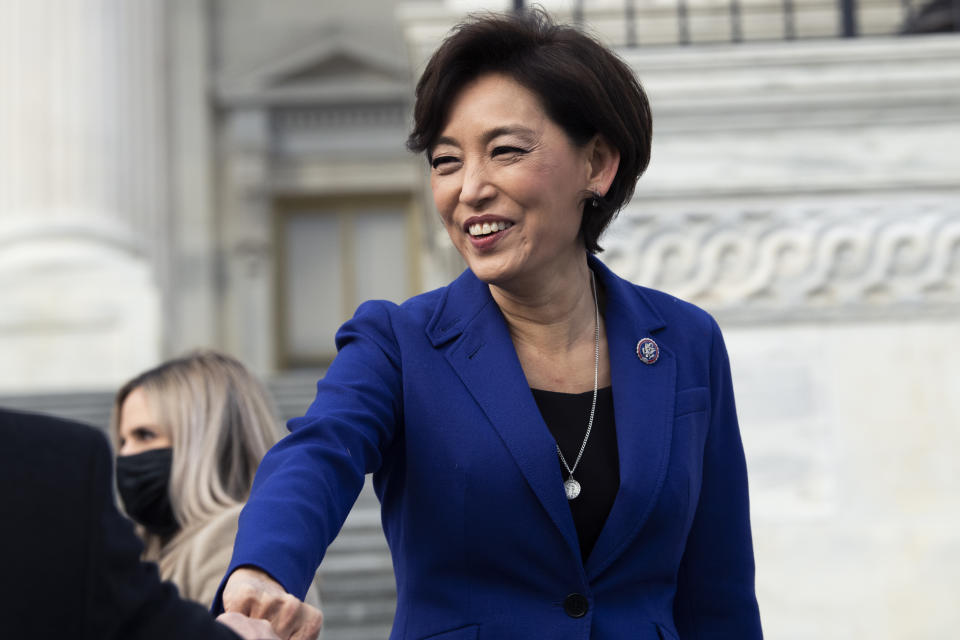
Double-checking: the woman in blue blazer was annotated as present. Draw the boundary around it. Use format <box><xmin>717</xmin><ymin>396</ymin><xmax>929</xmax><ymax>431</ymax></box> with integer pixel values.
<box><xmin>219</xmin><ymin>11</ymin><xmax>762</xmax><ymax>640</ymax></box>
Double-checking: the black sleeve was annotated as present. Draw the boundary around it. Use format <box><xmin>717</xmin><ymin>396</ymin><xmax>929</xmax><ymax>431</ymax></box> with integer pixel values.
<box><xmin>80</xmin><ymin>425</ymin><xmax>241</xmax><ymax>640</ymax></box>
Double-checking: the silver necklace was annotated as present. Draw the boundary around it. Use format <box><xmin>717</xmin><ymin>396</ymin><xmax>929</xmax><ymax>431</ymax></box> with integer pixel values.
<box><xmin>557</xmin><ymin>269</ymin><xmax>600</xmax><ymax>501</ymax></box>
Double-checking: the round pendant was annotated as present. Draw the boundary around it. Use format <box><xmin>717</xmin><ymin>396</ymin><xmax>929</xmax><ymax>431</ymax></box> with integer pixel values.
<box><xmin>564</xmin><ymin>477</ymin><xmax>581</xmax><ymax>500</ymax></box>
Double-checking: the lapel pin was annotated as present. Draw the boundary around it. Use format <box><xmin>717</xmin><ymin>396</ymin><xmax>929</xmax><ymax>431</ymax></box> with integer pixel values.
<box><xmin>636</xmin><ymin>338</ymin><xmax>659</xmax><ymax>365</ymax></box>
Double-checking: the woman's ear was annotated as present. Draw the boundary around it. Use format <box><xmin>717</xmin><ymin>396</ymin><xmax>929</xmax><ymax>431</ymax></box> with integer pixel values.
<box><xmin>586</xmin><ymin>135</ymin><xmax>620</xmax><ymax>197</ymax></box>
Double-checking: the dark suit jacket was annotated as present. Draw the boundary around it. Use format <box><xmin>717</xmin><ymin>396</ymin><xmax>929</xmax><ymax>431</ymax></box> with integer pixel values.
<box><xmin>0</xmin><ymin>407</ymin><xmax>240</xmax><ymax>640</ymax></box>
<box><xmin>220</xmin><ymin>256</ymin><xmax>762</xmax><ymax>640</ymax></box>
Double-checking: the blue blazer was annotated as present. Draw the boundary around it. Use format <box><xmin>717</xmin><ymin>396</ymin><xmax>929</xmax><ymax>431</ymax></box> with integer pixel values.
<box><xmin>220</xmin><ymin>256</ymin><xmax>762</xmax><ymax>640</ymax></box>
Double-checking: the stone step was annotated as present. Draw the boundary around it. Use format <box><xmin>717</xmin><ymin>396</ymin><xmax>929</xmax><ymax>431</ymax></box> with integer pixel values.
<box><xmin>317</xmin><ymin>573</ymin><xmax>397</xmax><ymax>597</ymax></box>
<box><xmin>319</xmin><ymin>623</ymin><xmax>395</xmax><ymax>640</ymax></box>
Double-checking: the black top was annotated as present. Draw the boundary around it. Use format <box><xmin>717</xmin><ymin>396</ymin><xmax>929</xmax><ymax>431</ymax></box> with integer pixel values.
<box><xmin>531</xmin><ymin>386</ymin><xmax>619</xmax><ymax>562</ymax></box>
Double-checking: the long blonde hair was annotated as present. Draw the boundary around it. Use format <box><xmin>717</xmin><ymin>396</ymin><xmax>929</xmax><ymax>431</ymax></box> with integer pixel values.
<box><xmin>111</xmin><ymin>350</ymin><xmax>280</xmax><ymax>551</ymax></box>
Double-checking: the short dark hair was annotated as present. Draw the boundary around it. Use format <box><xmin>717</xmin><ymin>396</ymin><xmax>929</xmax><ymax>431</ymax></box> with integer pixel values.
<box><xmin>407</xmin><ymin>9</ymin><xmax>652</xmax><ymax>254</ymax></box>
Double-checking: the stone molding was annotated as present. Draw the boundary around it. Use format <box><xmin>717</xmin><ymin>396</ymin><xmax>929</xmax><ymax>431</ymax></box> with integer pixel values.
<box><xmin>0</xmin><ymin>228</ymin><xmax>161</xmax><ymax>392</ymax></box>
<box><xmin>273</xmin><ymin>104</ymin><xmax>407</xmax><ymax>130</ymax></box>
<box><xmin>0</xmin><ymin>215</ymin><xmax>144</xmax><ymax>257</ymax></box>
<box><xmin>603</xmin><ymin>195</ymin><xmax>960</xmax><ymax>322</ymax></box>
<box><xmin>270</xmin><ymin>103</ymin><xmax>410</xmax><ymax>157</ymax></box>
<box><xmin>624</xmin><ymin>35</ymin><xmax>960</xmax><ymax>132</ymax></box>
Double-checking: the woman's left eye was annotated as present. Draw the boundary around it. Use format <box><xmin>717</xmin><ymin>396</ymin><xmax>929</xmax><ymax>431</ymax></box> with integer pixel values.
<box><xmin>492</xmin><ymin>146</ymin><xmax>526</xmax><ymax>158</ymax></box>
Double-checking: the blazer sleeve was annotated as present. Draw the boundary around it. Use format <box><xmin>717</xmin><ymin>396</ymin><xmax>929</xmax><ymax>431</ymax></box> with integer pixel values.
<box><xmin>81</xmin><ymin>424</ymin><xmax>240</xmax><ymax>640</ymax></box>
<box><xmin>215</xmin><ymin>300</ymin><xmax>403</xmax><ymax>609</ymax></box>
<box><xmin>673</xmin><ymin>318</ymin><xmax>763</xmax><ymax>638</ymax></box>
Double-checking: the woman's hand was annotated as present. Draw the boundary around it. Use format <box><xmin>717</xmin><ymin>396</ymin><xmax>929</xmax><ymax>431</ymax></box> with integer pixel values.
<box><xmin>222</xmin><ymin>567</ymin><xmax>323</xmax><ymax>640</ymax></box>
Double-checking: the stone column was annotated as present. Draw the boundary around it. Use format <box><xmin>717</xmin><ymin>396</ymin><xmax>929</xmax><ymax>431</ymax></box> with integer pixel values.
<box><xmin>219</xmin><ymin>108</ymin><xmax>276</xmax><ymax>374</ymax></box>
<box><xmin>0</xmin><ymin>0</ymin><xmax>167</xmax><ymax>392</ymax></box>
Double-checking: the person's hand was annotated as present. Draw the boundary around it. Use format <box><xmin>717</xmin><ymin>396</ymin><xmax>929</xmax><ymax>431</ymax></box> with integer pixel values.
<box><xmin>216</xmin><ymin>611</ymin><xmax>282</xmax><ymax>639</ymax></box>
<box><xmin>222</xmin><ymin>567</ymin><xmax>323</xmax><ymax>640</ymax></box>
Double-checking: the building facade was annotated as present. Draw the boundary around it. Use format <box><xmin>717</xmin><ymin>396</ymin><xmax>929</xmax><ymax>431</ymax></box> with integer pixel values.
<box><xmin>1</xmin><ymin>0</ymin><xmax>958</xmax><ymax>637</ymax></box>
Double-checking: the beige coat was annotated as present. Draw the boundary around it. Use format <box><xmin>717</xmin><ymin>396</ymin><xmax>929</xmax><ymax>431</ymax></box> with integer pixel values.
<box><xmin>152</xmin><ymin>503</ymin><xmax>322</xmax><ymax>610</ymax></box>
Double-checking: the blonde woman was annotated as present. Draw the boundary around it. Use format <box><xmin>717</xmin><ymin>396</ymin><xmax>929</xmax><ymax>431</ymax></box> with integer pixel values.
<box><xmin>111</xmin><ymin>350</ymin><xmax>320</xmax><ymax>610</ymax></box>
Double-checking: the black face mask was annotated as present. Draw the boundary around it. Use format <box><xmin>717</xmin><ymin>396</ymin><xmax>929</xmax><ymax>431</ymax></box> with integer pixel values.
<box><xmin>115</xmin><ymin>448</ymin><xmax>179</xmax><ymax>538</ymax></box>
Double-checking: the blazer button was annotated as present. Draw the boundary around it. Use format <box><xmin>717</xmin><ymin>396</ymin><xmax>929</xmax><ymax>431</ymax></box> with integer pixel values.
<box><xmin>563</xmin><ymin>593</ymin><xmax>589</xmax><ymax>618</ymax></box>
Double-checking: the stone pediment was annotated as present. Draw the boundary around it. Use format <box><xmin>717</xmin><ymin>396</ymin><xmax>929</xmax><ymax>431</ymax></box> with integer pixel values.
<box><xmin>277</xmin><ymin>52</ymin><xmax>394</xmax><ymax>85</ymax></box>
<box><xmin>218</xmin><ymin>27</ymin><xmax>410</xmax><ymax>106</ymax></box>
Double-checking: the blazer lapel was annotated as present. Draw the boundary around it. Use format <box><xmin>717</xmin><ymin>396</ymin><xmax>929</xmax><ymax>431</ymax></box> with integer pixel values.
<box><xmin>426</xmin><ymin>271</ymin><xmax>582</xmax><ymax>563</ymax></box>
<box><xmin>585</xmin><ymin>257</ymin><xmax>676</xmax><ymax>579</ymax></box>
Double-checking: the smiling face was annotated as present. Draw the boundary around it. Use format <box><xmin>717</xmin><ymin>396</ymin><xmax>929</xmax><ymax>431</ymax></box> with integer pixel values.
<box><xmin>117</xmin><ymin>386</ymin><xmax>172</xmax><ymax>456</ymax></box>
<box><xmin>429</xmin><ymin>73</ymin><xmax>598</xmax><ymax>288</ymax></box>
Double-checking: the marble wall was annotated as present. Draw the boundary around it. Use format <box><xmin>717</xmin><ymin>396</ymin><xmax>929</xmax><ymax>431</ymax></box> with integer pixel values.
<box><xmin>727</xmin><ymin>320</ymin><xmax>960</xmax><ymax>637</ymax></box>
